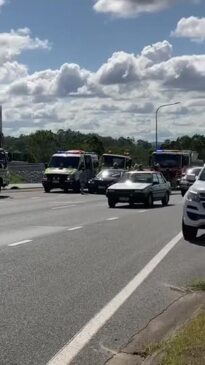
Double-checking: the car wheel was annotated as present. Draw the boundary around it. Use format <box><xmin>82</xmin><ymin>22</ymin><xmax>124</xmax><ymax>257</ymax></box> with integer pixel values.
<box><xmin>73</xmin><ymin>186</ymin><xmax>80</xmax><ymax>193</ymax></box>
<box><xmin>64</xmin><ymin>188</ymin><xmax>68</xmax><ymax>193</ymax></box>
<box><xmin>162</xmin><ymin>192</ymin><xmax>169</xmax><ymax>206</ymax></box>
<box><xmin>129</xmin><ymin>201</ymin><xmax>135</xmax><ymax>208</ymax></box>
<box><xmin>144</xmin><ymin>194</ymin><xmax>153</xmax><ymax>208</ymax></box>
<box><xmin>182</xmin><ymin>220</ymin><xmax>197</xmax><ymax>241</ymax></box>
<box><xmin>88</xmin><ymin>188</ymin><xmax>94</xmax><ymax>194</ymax></box>
<box><xmin>108</xmin><ymin>198</ymin><xmax>116</xmax><ymax>208</ymax></box>
<box><xmin>44</xmin><ymin>187</ymin><xmax>50</xmax><ymax>193</ymax></box>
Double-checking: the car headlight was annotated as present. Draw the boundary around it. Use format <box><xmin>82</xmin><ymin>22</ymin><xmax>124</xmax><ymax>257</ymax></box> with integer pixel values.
<box><xmin>186</xmin><ymin>191</ymin><xmax>200</xmax><ymax>202</ymax></box>
<box><xmin>42</xmin><ymin>175</ymin><xmax>48</xmax><ymax>181</ymax></box>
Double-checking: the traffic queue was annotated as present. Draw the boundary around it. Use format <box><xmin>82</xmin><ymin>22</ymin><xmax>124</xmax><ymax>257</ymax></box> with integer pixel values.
<box><xmin>41</xmin><ymin>148</ymin><xmax>205</xmax><ymax>244</ymax></box>
<box><xmin>42</xmin><ymin>149</ymin><xmax>203</xmax><ymax>195</ymax></box>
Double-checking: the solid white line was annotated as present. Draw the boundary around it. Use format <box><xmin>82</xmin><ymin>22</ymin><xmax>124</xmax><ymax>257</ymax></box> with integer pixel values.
<box><xmin>47</xmin><ymin>231</ymin><xmax>183</xmax><ymax>365</ymax></box>
<box><xmin>67</xmin><ymin>226</ymin><xmax>83</xmax><ymax>231</ymax></box>
<box><xmin>106</xmin><ymin>217</ymin><xmax>119</xmax><ymax>221</ymax></box>
<box><xmin>9</xmin><ymin>240</ymin><xmax>33</xmax><ymax>247</ymax></box>
<box><xmin>52</xmin><ymin>205</ymin><xmax>76</xmax><ymax>210</ymax></box>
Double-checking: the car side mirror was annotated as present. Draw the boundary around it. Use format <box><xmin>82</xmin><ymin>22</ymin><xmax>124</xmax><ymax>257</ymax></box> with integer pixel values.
<box><xmin>186</xmin><ymin>174</ymin><xmax>196</xmax><ymax>182</ymax></box>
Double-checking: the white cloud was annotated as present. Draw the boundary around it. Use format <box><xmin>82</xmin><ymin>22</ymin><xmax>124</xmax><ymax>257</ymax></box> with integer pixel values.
<box><xmin>141</xmin><ymin>41</ymin><xmax>173</xmax><ymax>64</ymax></box>
<box><xmin>0</xmin><ymin>28</ymin><xmax>50</xmax><ymax>65</ymax></box>
<box><xmin>53</xmin><ymin>63</ymin><xmax>90</xmax><ymax>97</ymax></box>
<box><xmin>93</xmin><ymin>0</ymin><xmax>174</xmax><ymax>17</ymax></box>
<box><xmin>0</xmin><ymin>0</ymin><xmax>6</xmax><ymax>8</ymax></box>
<box><xmin>1</xmin><ymin>32</ymin><xmax>205</xmax><ymax>140</ymax></box>
<box><xmin>171</xmin><ymin>17</ymin><xmax>205</xmax><ymax>42</ymax></box>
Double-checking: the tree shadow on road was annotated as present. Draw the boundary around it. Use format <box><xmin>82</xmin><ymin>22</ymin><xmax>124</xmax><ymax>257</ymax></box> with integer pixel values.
<box><xmin>0</xmin><ymin>195</ymin><xmax>12</xmax><ymax>200</ymax></box>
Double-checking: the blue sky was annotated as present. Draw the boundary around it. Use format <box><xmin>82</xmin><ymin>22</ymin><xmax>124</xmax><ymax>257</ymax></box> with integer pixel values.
<box><xmin>0</xmin><ymin>0</ymin><xmax>205</xmax><ymax>139</ymax></box>
<box><xmin>1</xmin><ymin>0</ymin><xmax>204</xmax><ymax>71</ymax></box>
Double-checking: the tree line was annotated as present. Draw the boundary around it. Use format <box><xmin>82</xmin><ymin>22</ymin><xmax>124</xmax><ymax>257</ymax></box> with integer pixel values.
<box><xmin>3</xmin><ymin>129</ymin><xmax>205</xmax><ymax>164</ymax></box>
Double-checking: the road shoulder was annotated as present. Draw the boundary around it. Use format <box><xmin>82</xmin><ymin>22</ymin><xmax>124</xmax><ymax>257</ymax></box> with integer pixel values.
<box><xmin>105</xmin><ymin>290</ymin><xmax>205</xmax><ymax>365</ymax></box>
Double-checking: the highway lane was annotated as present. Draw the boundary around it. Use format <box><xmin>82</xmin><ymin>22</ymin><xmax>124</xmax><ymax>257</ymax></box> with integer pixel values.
<box><xmin>0</xmin><ymin>190</ymin><xmax>204</xmax><ymax>365</ymax></box>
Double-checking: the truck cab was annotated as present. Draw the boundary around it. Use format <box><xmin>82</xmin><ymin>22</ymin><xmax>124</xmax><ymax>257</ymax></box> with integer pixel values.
<box><xmin>42</xmin><ymin>150</ymin><xmax>98</xmax><ymax>193</ymax></box>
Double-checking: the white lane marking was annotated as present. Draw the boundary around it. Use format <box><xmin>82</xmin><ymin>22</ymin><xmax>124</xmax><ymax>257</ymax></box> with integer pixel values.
<box><xmin>31</xmin><ymin>197</ymin><xmax>41</xmax><ymax>200</ymax></box>
<box><xmin>67</xmin><ymin>226</ymin><xmax>83</xmax><ymax>231</ymax></box>
<box><xmin>47</xmin><ymin>232</ymin><xmax>183</xmax><ymax>365</ymax></box>
<box><xmin>52</xmin><ymin>205</ymin><xmax>76</xmax><ymax>210</ymax></box>
<box><xmin>52</xmin><ymin>201</ymin><xmax>84</xmax><ymax>204</ymax></box>
<box><xmin>106</xmin><ymin>217</ymin><xmax>119</xmax><ymax>221</ymax></box>
<box><xmin>9</xmin><ymin>240</ymin><xmax>33</xmax><ymax>247</ymax></box>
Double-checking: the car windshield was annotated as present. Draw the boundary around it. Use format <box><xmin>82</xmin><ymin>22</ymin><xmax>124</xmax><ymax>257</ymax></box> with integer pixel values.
<box><xmin>187</xmin><ymin>168</ymin><xmax>201</xmax><ymax>176</ymax></box>
<box><xmin>48</xmin><ymin>156</ymin><xmax>80</xmax><ymax>169</ymax></box>
<box><xmin>122</xmin><ymin>173</ymin><xmax>153</xmax><ymax>183</ymax></box>
<box><xmin>102</xmin><ymin>155</ymin><xmax>126</xmax><ymax>169</ymax></box>
<box><xmin>153</xmin><ymin>154</ymin><xmax>181</xmax><ymax>168</ymax></box>
<box><xmin>198</xmin><ymin>168</ymin><xmax>205</xmax><ymax>181</ymax></box>
<box><xmin>97</xmin><ymin>169</ymin><xmax>123</xmax><ymax>179</ymax></box>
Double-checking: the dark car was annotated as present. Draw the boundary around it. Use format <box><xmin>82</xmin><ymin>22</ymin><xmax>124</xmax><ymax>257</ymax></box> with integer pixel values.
<box><xmin>88</xmin><ymin>169</ymin><xmax>125</xmax><ymax>194</ymax></box>
<box><xmin>180</xmin><ymin>167</ymin><xmax>202</xmax><ymax>197</ymax></box>
<box><xmin>106</xmin><ymin>170</ymin><xmax>170</xmax><ymax>208</ymax></box>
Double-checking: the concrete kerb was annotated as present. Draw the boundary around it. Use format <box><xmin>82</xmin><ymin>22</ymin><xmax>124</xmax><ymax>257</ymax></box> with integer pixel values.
<box><xmin>4</xmin><ymin>183</ymin><xmax>43</xmax><ymax>191</ymax></box>
<box><xmin>105</xmin><ymin>291</ymin><xmax>205</xmax><ymax>365</ymax></box>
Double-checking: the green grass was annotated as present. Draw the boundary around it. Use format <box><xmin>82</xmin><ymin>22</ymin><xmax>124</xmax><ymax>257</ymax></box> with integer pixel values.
<box><xmin>10</xmin><ymin>173</ymin><xmax>26</xmax><ymax>184</ymax></box>
<box><xmin>159</xmin><ymin>311</ymin><xmax>205</xmax><ymax>365</ymax></box>
<box><xmin>189</xmin><ymin>279</ymin><xmax>205</xmax><ymax>292</ymax></box>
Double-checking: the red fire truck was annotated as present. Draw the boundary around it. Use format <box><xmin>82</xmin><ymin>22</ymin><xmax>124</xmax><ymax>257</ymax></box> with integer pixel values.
<box><xmin>151</xmin><ymin>150</ymin><xmax>203</xmax><ymax>188</ymax></box>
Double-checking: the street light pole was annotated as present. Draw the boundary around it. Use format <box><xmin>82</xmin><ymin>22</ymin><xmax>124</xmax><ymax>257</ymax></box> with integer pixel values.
<box><xmin>155</xmin><ymin>102</ymin><xmax>180</xmax><ymax>150</ymax></box>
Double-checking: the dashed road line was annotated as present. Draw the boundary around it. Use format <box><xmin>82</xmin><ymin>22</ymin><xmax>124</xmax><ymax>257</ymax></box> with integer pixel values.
<box><xmin>9</xmin><ymin>239</ymin><xmax>33</xmax><ymax>247</ymax></box>
<box><xmin>47</xmin><ymin>232</ymin><xmax>183</xmax><ymax>365</ymax></box>
<box><xmin>52</xmin><ymin>205</ymin><xmax>77</xmax><ymax>210</ymax></box>
<box><xmin>106</xmin><ymin>217</ymin><xmax>119</xmax><ymax>221</ymax></box>
<box><xmin>67</xmin><ymin>226</ymin><xmax>83</xmax><ymax>231</ymax></box>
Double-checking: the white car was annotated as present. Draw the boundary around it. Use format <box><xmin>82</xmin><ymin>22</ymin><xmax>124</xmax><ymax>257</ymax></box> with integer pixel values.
<box><xmin>182</xmin><ymin>166</ymin><xmax>205</xmax><ymax>241</ymax></box>
<box><xmin>106</xmin><ymin>170</ymin><xmax>171</xmax><ymax>208</ymax></box>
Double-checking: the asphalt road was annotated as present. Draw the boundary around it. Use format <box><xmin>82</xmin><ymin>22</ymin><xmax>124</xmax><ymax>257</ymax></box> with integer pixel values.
<box><xmin>0</xmin><ymin>189</ymin><xmax>205</xmax><ymax>365</ymax></box>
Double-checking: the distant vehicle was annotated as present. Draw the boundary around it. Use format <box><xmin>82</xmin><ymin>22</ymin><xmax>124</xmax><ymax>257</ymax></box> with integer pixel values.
<box><xmin>101</xmin><ymin>153</ymin><xmax>132</xmax><ymax>170</ymax></box>
<box><xmin>88</xmin><ymin>168</ymin><xmax>125</xmax><ymax>194</ymax></box>
<box><xmin>180</xmin><ymin>167</ymin><xmax>202</xmax><ymax>197</ymax></box>
<box><xmin>151</xmin><ymin>149</ymin><xmax>203</xmax><ymax>189</ymax></box>
<box><xmin>0</xmin><ymin>148</ymin><xmax>10</xmax><ymax>191</ymax></box>
<box><xmin>182</xmin><ymin>166</ymin><xmax>205</xmax><ymax>241</ymax></box>
<box><xmin>42</xmin><ymin>150</ymin><xmax>98</xmax><ymax>193</ymax></box>
<box><xmin>106</xmin><ymin>170</ymin><xmax>170</xmax><ymax>208</ymax></box>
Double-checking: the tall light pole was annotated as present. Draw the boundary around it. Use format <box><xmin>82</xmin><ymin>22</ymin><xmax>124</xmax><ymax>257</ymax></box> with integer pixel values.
<box><xmin>155</xmin><ymin>102</ymin><xmax>180</xmax><ymax>150</ymax></box>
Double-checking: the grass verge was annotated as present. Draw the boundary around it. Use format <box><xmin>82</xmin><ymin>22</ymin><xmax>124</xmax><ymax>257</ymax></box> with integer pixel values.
<box><xmin>10</xmin><ymin>173</ymin><xmax>26</xmax><ymax>184</ymax></box>
<box><xmin>189</xmin><ymin>279</ymin><xmax>205</xmax><ymax>292</ymax></box>
<box><xmin>159</xmin><ymin>310</ymin><xmax>205</xmax><ymax>365</ymax></box>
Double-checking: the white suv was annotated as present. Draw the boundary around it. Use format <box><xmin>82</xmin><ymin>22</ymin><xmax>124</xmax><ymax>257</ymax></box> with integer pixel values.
<box><xmin>182</xmin><ymin>166</ymin><xmax>205</xmax><ymax>241</ymax></box>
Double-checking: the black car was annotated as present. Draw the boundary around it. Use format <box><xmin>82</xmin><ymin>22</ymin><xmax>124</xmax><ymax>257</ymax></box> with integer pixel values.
<box><xmin>88</xmin><ymin>169</ymin><xmax>125</xmax><ymax>194</ymax></box>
